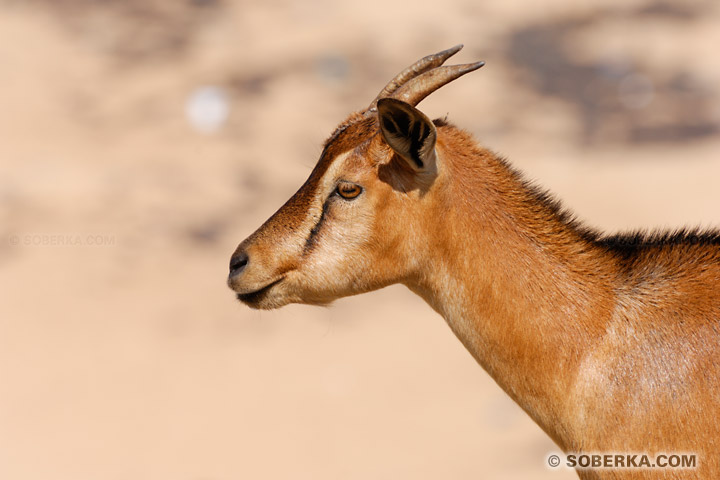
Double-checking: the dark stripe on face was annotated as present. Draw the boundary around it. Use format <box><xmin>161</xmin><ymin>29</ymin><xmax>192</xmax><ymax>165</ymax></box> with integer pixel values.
<box><xmin>303</xmin><ymin>196</ymin><xmax>332</xmax><ymax>254</ymax></box>
<box><xmin>298</xmin><ymin>116</ymin><xmax>377</xmax><ymax>254</ymax></box>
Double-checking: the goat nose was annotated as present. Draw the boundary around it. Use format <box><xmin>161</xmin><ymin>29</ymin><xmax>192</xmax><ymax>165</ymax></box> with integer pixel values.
<box><xmin>229</xmin><ymin>251</ymin><xmax>249</xmax><ymax>278</ymax></box>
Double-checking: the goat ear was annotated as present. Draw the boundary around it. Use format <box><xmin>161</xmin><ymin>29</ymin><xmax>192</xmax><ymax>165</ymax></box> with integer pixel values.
<box><xmin>377</xmin><ymin>98</ymin><xmax>437</xmax><ymax>172</ymax></box>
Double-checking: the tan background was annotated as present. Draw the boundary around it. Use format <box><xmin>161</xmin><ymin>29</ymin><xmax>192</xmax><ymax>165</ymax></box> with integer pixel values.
<box><xmin>1</xmin><ymin>0</ymin><xmax>720</xmax><ymax>479</ymax></box>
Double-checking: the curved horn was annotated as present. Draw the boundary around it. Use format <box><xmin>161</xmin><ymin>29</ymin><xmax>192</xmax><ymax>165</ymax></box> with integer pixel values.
<box><xmin>367</xmin><ymin>45</ymin><xmax>464</xmax><ymax>111</ymax></box>
<box><xmin>391</xmin><ymin>61</ymin><xmax>485</xmax><ymax>107</ymax></box>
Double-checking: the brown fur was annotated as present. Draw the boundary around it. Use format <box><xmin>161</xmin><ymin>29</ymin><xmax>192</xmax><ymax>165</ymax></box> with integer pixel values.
<box><xmin>228</xmin><ymin>107</ymin><xmax>720</xmax><ymax>478</ymax></box>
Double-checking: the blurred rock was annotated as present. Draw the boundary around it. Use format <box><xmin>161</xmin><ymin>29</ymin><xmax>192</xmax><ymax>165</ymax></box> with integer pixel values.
<box><xmin>618</xmin><ymin>73</ymin><xmax>654</xmax><ymax>110</ymax></box>
<box><xmin>185</xmin><ymin>86</ymin><xmax>230</xmax><ymax>134</ymax></box>
<box><xmin>315</xmin><ymin>54</ymin><xmax>350</xmax><ymax>83</ymax></box>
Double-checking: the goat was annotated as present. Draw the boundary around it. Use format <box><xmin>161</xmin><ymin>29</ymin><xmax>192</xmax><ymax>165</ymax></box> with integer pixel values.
<box><xmin>227</xmin><ymin>45</ymin><xmax>720</xmax><ymax>479</ymax></box>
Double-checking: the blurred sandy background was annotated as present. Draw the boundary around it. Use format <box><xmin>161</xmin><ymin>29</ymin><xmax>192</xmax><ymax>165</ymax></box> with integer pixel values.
<box><xmin>1</xmin><ymin>0</ymin><xmax>720</xmax><ymax>479</ymax></box>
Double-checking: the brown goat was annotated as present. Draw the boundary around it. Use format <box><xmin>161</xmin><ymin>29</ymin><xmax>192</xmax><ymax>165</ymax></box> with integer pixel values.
<box><xmin>227</xmin><ymin>46</ymin><xmax>720</xmax><ymax>479</ymax></box>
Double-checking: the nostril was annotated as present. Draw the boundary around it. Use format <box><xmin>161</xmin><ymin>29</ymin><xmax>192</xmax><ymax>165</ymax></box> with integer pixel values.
<box><xmin>229</xmin><ymin>251</ymin><xmax>249</xmax><ymax>277</ymax></box>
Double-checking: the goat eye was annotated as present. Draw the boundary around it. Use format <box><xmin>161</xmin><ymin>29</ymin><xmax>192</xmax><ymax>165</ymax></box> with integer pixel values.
<box><xmin>336</xmin><ymin>182</ymin><xmax>362</xmax><ymax>200</ymax></box>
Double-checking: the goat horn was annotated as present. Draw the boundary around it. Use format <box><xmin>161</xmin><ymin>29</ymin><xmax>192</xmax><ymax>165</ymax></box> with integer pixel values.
<box><xmin>391</xmin><ymin>61</ymin><xmax>485</xmax><ymax>107</ymax></box>
<box><xmin>368</xmin><ymin>44</ymin><xmax>464</xmax><ymax>111</ymax></box>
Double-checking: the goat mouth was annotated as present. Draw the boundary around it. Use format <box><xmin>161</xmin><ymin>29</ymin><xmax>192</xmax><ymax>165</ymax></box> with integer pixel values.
<box><xmin>235</xmin><ymin>277</ymin><xmax>284</xmax><ymax>305</ymax></box>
